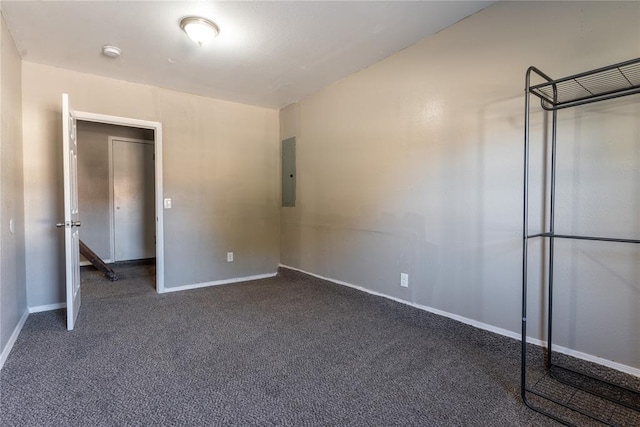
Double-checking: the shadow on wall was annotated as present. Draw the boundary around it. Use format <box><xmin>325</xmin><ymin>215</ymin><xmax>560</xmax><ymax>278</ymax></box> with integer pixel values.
<box><xmin>469</xmin><ymin>94</ymin><xmax>529</xmax><ymax>328</ymax></box>
<box><xmin>561</xmin><ymin>100</ymin><xmax>640</xmax><ymax>358</ymax></box>
<box><xmin>507</xmin><ymin>90</ymin><xmax>552</xmax><ymax>344</ymax></box>
<box><xmin>522</xmin><ymin>92</ymin><xmax>640</xmax><ymax>363</ymax></box>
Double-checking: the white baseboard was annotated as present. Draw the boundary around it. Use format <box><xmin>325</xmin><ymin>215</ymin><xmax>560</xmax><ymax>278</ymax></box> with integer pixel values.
<box><xmin>523</xmin><ymin>336</ymin><xmax>640</xmax><ymax>377</ymax></box>
<box><xmin>0</xmin><ymin>310</ymin><xmax>29</xmax><ymax>370</ymax></box>
<box><xmin>279</xmin><ymin>264</ymin><xmax>640</xmax><ymax>378</ymax></box>
<box><xmin>29</xmin><ymin>303</ymin><xmax>66</xmax><ymax>313</ymax></box>
<box><xmin>162</xmin><ymin>272</ymin><xmax>278</xmax><ymax>294</ymax></box>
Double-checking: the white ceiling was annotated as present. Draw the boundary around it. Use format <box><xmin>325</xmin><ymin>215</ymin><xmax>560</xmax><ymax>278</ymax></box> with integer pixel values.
<box><xmin>2</xmin><ymin>1</ymin><xmax>494</xmax><ymax>108</ymax></box>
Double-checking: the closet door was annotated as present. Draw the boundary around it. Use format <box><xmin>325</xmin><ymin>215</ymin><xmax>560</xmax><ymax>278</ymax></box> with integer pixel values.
<box><xmin>112</xmin><ymin>139</ymin><xmax>155</xmax><ymax>261</ymax></box>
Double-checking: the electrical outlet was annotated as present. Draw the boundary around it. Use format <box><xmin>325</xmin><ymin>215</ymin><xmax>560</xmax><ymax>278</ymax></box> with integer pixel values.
<box><xmin>400</xmin><ymin>273</ymin><xmax>409</xmax><ymax>288</ymax></box>
<box><xmin>227</xmin><ymin>252</ymin><xmax>234</xmax><ymax>262</ymax></box>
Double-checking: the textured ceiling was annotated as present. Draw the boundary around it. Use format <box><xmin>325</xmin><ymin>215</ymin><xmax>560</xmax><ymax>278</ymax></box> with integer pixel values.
<box><xmin>2</xmin><ymin>1</ymin><xmax>494</xmax><ymax>108</ymax></box>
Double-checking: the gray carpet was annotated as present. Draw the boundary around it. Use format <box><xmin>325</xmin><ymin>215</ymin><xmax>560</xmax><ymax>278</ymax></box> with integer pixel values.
<box><xmin>1</xmin><ymin>263</ymin><xmax>638</xmax><ymax>426</ymax></box>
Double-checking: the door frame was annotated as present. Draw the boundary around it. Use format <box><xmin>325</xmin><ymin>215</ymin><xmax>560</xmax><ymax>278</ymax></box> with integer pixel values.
<box><xmin>76</xmin><ymin>111</ymin><xmax>165</xmax><ymax>293</ymax></box>
<box><xmin>108</xmin><ymin>136</ymin><xmax>155</xmax><ymax>263</ymax></box>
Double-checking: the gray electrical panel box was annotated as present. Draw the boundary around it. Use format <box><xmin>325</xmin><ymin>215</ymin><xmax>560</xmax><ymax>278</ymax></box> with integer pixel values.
<box><xmin>281</xmin><ymin>137</ymin><xmax>296</xmax><ymax>207</ymax></box>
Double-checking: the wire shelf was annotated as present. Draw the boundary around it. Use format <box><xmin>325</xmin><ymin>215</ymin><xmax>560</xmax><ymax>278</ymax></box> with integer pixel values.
<box><xmin>524</xmin><ymin>364</ymin><xmax>640</xmax><ymax>427</ymax></box>
<box><xmin>529</xmin><ymin>57</ymin><xmax>640</xmax><ymax>109</ymax></box>
<box><xmin>523</xmin><ymin>57</ymin><xmax>640</xmax><ymax>426</ymax></box>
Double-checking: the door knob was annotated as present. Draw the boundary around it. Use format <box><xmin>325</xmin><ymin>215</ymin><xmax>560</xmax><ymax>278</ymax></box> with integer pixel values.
<box><xmin>56</xmin><ymin>221</ymin><xmax>81</xmax><ymax>228</ymax></box>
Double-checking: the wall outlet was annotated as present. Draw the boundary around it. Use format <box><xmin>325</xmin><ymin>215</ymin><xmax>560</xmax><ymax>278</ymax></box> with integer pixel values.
<box><xmin>227</xmin><ymin>252</ymin><xmax>234</xmax><ymax>262</ymax></box>
<box><xmin>400</xmin><ymin>273</ymin><xmax>409</xmax><ymax>288</ymax></box>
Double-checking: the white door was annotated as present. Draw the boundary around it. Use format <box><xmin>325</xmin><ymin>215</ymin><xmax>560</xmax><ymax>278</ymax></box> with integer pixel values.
<box><xmin>112</xmin><ymin>139</ymin><xmax>155</xmax><ymax>261</ymax></box>
<box><xmin>60</xmin><ymin>93</ymin><xmax>81</xmax><ymax>331</ymax></box>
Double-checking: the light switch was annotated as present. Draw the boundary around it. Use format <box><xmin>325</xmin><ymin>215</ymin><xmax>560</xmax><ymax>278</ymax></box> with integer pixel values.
<box><xmin>164</xmin><ymin>198</ymin><xmax>172</xmax><ymax>209</ymax></box>
<box><xmin>400</xmin><ymin>273</ymin><xmax>409</xmax><ymax>288</ymax></box>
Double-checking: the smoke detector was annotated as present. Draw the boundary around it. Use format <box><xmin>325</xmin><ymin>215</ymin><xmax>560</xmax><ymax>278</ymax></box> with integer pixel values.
<box><xmin>102</xmin><ymin>45</ymin><xmax>121</xmax><ymax>58</ymax></box>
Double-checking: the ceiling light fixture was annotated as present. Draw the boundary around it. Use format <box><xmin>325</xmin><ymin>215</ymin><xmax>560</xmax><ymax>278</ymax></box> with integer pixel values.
<box><xmin>102</xmin><ymin>45</ymin><xmax>121</xmax><ymax>58</ymax></box>
<box><xmin>180</xmin><ymin>16</ymin><xmax>219</xmax><ymax>46</ymax></box>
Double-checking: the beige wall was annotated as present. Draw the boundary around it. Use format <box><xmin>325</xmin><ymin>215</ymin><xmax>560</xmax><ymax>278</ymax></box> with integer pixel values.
<box><xmin>0</xmin><ymin>12</ymin><xmax>26</xmax><ymax>358</ymax></box>
<box><xmin>77</xmin><ymin>121</ymin><xmax>153</xmax><ymax>262</ymax></box>
<box><xmin>23</xmin><ymin>63</ymin><xmax>280</xmax><ymax>306</ymax></box>
<box><xmin>280</xmin><ymin>1</ymin><xmax>640</xmax><ymax>370</ymax></box>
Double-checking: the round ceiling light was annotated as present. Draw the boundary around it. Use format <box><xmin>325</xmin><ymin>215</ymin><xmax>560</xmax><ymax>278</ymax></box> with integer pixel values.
<box><xmin>102</xmin><ymin>45</ymin><xmax>121</xmax><ymax>58</ymax></box>
<box><xmin>180</xmin><ymin>16</ymin><xmax>219</xmax><ymax>46</ymax></box>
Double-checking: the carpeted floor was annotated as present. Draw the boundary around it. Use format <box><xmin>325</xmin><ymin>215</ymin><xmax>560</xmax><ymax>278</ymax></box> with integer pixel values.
<box><xmin>1</xmin><ymin>262</ymin><xmax>638</xmax><ymax>426</ymax></box>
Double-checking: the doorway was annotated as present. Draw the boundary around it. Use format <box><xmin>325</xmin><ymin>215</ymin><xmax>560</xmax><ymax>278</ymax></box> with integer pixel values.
<box><xmin>110</xmin><ymin>137</ymin><xmax>155</xmax><ymax>263</ymax></box>
<box><xmin>75</xmin><ymin>112</ymin><xmax>164</xmax><ymax>292</ymax></box>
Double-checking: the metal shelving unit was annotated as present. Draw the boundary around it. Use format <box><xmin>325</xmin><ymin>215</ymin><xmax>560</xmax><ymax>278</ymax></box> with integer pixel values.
<box><xmin>522</xmin><ymin>58</ymin><xmax>640</xmax><ymax>426</ymax></box>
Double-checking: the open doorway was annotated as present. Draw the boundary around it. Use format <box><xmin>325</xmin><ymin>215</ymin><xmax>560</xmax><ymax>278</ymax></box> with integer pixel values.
<box><xmin>75</xmin><ymin>113</ymin><xmax>164</xmax><ymax>293</ymax></box>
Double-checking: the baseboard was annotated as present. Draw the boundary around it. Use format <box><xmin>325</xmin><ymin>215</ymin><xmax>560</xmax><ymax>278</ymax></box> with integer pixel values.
<box><xmin>0</xmin><ymin>310</ymin><xmax>29</xmax><ymax>370</ymax></box>
<box><xmin>162</xmin><ymin>272</ymin><xmax>278</xmax><ymax>294</ymax></box>
<box><xmin>28</xmin><ymin>303</ymin><xmax>66</xmax><ymax>313</ymax></box>
<box><xmin>279</xmin><ymin>264</ymin><xmax>640</xmax><ymax>378</ymax></box>
<box><xmin>523</xmin><ymin>336</ymin><xmax>640</xmax><ymax>377</ymax></box>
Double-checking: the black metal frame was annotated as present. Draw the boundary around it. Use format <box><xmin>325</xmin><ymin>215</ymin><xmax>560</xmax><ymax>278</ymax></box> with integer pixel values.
<box><xmin>522</xmin><ymin>58</ymin><xmax>640</xmax><ymax>426</ymax></box>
